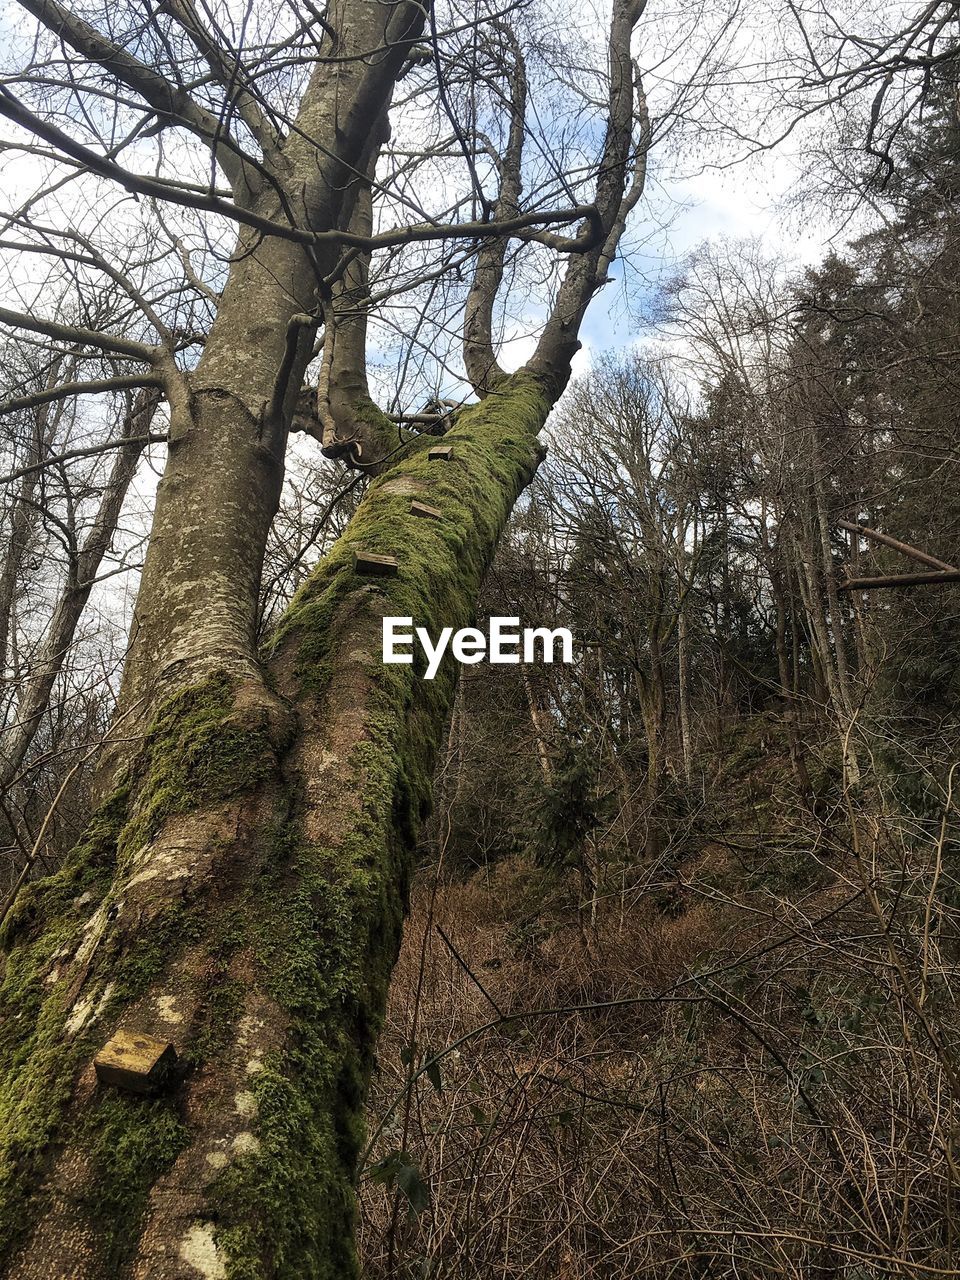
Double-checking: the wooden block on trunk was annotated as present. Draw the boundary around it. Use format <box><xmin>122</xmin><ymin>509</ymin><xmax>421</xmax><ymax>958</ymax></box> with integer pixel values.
<box><xmin>427</xmin><ymin>444</ymin><xmax>453</xmax><ymax>460</ymax></box>
<box><xmin>409</xmin><ymin>500</ymin><xmax>442</xmax><ymax>520</ymax></box>
<box><xmin>354</xmin><ymin>550</ymin><xmax>399</xmax><ymax>577</ymax></box>
<box><xmin>94</xmin><ymin>1030</ymin><xmax>177</xmax><ymax>1094</ymax></box>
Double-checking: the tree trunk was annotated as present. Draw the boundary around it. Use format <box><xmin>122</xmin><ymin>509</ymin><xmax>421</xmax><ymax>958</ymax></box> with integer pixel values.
<box><xmin>773</xmin><ymin>589</ymin><xmax>812</xmax><ymax>799</ymax></box>
<box><xmin>791</xmin><ymin>507</ymin><xmax>861</xmax><ymax>787</ymax></box>
<box><xmin>0</xmin><ymin>368</ymin><xmax>66</xmax><ymax>684</ymax></box>
<box><xmin>0</xmin><ymin>375</ymin><xmax>548</xmax><ymax>1279</ymax></box>
<box><xmin>521</xmin><ymin>667</ymin><xmax>553</xmax><ymax>784</ymax></box>
<box><xmin>676</xmin><ymin>605</ymin><xmax>693</xmax><ymax>785</ymax></box>
<box><xmin>808</xmin><ymin>435</ymin><xmax>861</xmax><ymax>786</ymax></box>
<box><xmin>113</xmin><ymin>0</ymin><xmax>425</xmax><ymax>729</ymax></box>
<box><xmin>639</xmin><ymin>656</ymin><xmax>666</xmax><ymax>861</ymax></box>
<box><xmin>0</xmin><ymin>0</ymin><xmax>647</xmax><ymax>1264</ymax></box>
<box><xmin>0</xmin><ymin>391</ymin><xmax>156</xmax><ymax>796</ymax></box>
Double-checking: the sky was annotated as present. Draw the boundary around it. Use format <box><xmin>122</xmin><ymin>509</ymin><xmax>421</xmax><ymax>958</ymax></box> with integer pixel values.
<box><xmin>0</xmin><ymin>0</ymin><xmax>905</xmax><ymax>698</ymax></box>
<box><xmin>498</xmin><ymin>143</ymin><xmax>839</xmax><ymax>383</ymax></box>
<box><xmin>0</xmin><ymin>0</ymin><xmax>864</xmax><ymax>405</ymax></box>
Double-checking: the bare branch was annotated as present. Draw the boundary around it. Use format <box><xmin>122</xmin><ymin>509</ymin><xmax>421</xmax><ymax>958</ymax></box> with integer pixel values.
<box><xmin>0</xmin><ymin>432</ymin><xmax>167</xmax><ymax>486</ymax></box>
<box><xmin>0</xmin><ymin>373</ymin><xmax>163</xmax><ymax>417</ymax></box>
<box><xmin>14</xmin><ymin>0</ymin><xmax>258</xmax><ymax>189</ymax></box>
<box><xmin>463</xmin><ymin>21</ymin><xmax>528</xmax><ymax>397</ymax></box>
<box><xmin>0</xmin><ymin>304</ymin><xmax>158</xmax><ymax>361</ymax></box>
<box><xmin>838</xmin><ymin>518</ymin><xmax>957</xmax><ymax>574</ymax></box>
<box><xmin>839</xmin><ymin>570</ymin><xmax>960</xmax><ymax>591</ymax></box>
<box><xmin>0</xmin><ymin>85</ymin><xmax>602</xmax><ymax>252</ymax></box>
<box><xmin>162</xmin><ymin>0</ymin><xmax>281</xmax><ymax>155</ymax></box>
<box><xmin>529</xmin><ymin>0</ymin><xmax>649</xmax><ymax>390</ymax></box>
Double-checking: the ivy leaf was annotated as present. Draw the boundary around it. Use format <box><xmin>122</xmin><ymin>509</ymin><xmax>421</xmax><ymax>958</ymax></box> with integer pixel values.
<box><xmin>368</xmin><ymin>1149</ymin><xmax>431</xmax><ymax>1217</ymax></box>
<box><xmin>368</xmin><ymin>1150</ymin><xmax>402</xmax><ymax>1185</ymax></box>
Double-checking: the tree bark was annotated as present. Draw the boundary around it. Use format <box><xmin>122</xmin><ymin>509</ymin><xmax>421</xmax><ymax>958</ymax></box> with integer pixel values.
<box><xmin>773</xmin><ymin>588</ymin><xmax>812</xmax><ymax>799</ymax></box>
<box><xmin>521</xmin><ymin>667</ymin><xmax>553</xmax><ymax>784</ymax></box>
<box><xmin>0</xmin><ymin>367</ymin><xmax>66</xmax><ymax>684</ymax></box>
<box><xmin>838</xmin><ymin>569</ymin><xmax>960</xmax><ymax>590</ymax></box>
<box><xmin>0</xmin><ymin>0</ymin><xmax>649</xmax><ymax>1270</ymax></box>
<box><xmin>114</xmin><ymin>0</ymin><xmax>426</xmax><ymax>725</ymax></box>
<box><xmin>0</xmin><ymin>375</ymin><xmax>549</xmax><ymax>1279</ymax></box>
<box><xmin>676</xmin><ymin>587</ymin><xmax>693</xmax><ymax>785</ymax></box>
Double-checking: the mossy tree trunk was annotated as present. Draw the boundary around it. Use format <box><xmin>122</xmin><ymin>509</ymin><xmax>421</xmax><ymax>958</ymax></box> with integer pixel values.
<box><xmin>0</xmin><ymin>379</ymin><xmax>549</xmax><ymax>1279</ymax></box>
<box><xmin>0</xmin><ymin>0</ymin><xmax>650</xmax><ymax>1273</ymax></box>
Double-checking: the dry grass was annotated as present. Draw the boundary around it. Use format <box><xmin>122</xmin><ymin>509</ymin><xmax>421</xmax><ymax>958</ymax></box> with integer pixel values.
<box><xmin>358</xmin><ymin>803</ymin><xmax>960</xmax><ymax>1279</ymax></box>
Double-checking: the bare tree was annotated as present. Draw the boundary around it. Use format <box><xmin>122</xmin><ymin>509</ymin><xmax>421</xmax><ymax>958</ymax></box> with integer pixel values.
<box><xmin>0</xmin><ymin>0</ymin><xmax>737</xmax><ymax>1272</ymax></box>
<box><xmin>548</xmin><ymin>355</ymin><xmax>705</xmax><ymax>857</ymax></box>
<box><xmin>0</xmin><ymin>387</ymin><xmax>159</xmax><ymax>795</ymax></box>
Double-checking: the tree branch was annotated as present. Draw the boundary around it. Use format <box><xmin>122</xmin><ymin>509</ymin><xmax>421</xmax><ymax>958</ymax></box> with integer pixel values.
<box><xmin>837</xmin><ymin>518</ymin><xmax>957</xmax><ymax>573</ymax></box>
<box><xmin>0</xmin><ymin>304</ymin><xmax>158</xmax><ymax>361</ymax></box>
<box><xmin>0</xmin><ymin>85</ymin><xmax>600</xmax><ymax>253</ymax></box>
<box><xmin>463</xmin><ymin>21</ymin><xmax>527</xmax><ymax>397</ymax></box>
<box><xmin>162</xmin><ymin>0</ymin><xmax>281</xmax><ymax>155</ymax></box>
<box><xmin>14</xmin><ymin>0</ymin><xmax>257</xmax><ymax>189</ymax></box>
<box><xmin>315</xmin><ymin>107</ymin><xmax>398</xmax><ymax>469</ymax></box>
<box><xmin>0</xmin><ymin>432</ymin><xmax>167</xmax><ymax>485</ymax></box>
<box><xmin>839</xmin><ymin>570</ymin><xmax>960</xmax><ymax>591</ymax></box>
<box><xmin>0</xmin><ymin>373</ymin><xmax>163</xmax><ymax>417</ymax></box>
<box><xmin>528</xmin><ymin>0</ymin><xmax>649</xmax><ymax>390</ymax></box>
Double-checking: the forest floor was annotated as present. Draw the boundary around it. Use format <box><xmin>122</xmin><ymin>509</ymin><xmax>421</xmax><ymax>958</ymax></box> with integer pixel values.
<box><xmin>356</xmin><ymin>715</ymin><xmax>932</xmax><ymax>1279</ymax></box>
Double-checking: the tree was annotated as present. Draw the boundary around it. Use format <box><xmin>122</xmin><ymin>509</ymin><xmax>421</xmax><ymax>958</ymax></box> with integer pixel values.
<box><xmin>347</xmin><ymin>47</ymin><xmax>960</xmax><ymax>1273</ymax></box>
<box><xmin>0</xmin><ymin>326</ymin><xmax>160</xmax><ymax>890</ymax></box>
<box><xmin>0</xmin><ymin>0</ymin><xmax>703</xmax><ymax>1272</ymax></box>
<box><xmin>548</xmin><ymin>355</ymin><xmax>706</xmax><ymax>857</ymax></box>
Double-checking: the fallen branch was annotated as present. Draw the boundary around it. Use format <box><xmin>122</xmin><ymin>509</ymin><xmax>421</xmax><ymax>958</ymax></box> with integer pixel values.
<box><xmin>839</xmin><ymin>570</ymin><xmax>960</xmax><ymax>591</ymax></box>
<box><xmin>838</xmin><ymin>518</ymin><xmax>957</xmax><ymax>573</ymax></box>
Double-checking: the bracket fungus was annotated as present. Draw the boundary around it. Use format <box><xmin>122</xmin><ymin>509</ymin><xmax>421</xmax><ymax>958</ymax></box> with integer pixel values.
<box><xmin>409</xmin><ymin>500</ymin><xmax>442</xmax><ymax>520</ymax></box>
<box><xmin>94</xmin><ymin>1030</ymin><xmax>177</xmax><ymax>1094</ymax></box>
<box><xmin>353</xmin><ymin>550</ymin><xmax>400</xmax><ymax>577</ymax></box>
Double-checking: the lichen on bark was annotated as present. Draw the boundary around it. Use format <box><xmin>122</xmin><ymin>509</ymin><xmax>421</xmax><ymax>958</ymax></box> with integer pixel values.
<box><xmin>197</xmin><ymin>373</ymin><xmax>551</xmax><ymax>1277</ymax></box>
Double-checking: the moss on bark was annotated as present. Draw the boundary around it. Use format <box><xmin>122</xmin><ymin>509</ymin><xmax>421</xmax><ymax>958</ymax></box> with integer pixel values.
<box><xmin>210</xmin><ymin>373</ymin><xmax>551</xmax><ymax>1278</ymax></box>
<box><xmin>268</xmin><ymin>371</ymin><xmax>549</xmax><ymax>698</ymax></box>
<box><xmin>0</xmin><ymin>372</ymin><xmax>552</xmax><ymax>1278</ymax></box>
<box><xmin>0</xmin><ymin>672</ymin><xmax>286</xmax><ymax>1271</ymax></box>
<box><xmin>81</xmin><ymin>1093</ymin><xmax>191</xmax><ymax>1273</ymax></box>
<box><xmin>211</xmin><ymin>734</ymin><xmax>408</xmax><ymax>1279</ymax></box>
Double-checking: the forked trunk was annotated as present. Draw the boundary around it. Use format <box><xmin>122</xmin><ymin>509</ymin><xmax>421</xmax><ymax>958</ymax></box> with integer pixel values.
<box><xmin>0</xmin><ymin>377</ymin><xmax>548</xmax><ymax>1279</ymax></box>
<box><xmin>0</xmin><ymin>0</ymin><xmax>649</xmax><ymax>1266</ymax></box>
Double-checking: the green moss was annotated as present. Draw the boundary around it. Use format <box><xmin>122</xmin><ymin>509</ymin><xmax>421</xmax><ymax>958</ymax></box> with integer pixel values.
<box><xmin>0</xmin><ymin>971</ymin><xmax>94</xmax><ymax>1256</ymax></box>
<box><xmin>0</xmin><ymin>372</ymin><xmax>552</xmax><ymax>1278</ymax></box>
<box><xmin>214</xmin><ymin>745</ymin><xmax>405</xmax><ymax>1280</ymax></box>
<box><xmin>0</xmin><ymin>781</ymin><xmax>138</xmax><ymax>1255</ymax></box>
<box><xmin>79</xmin><ymin>1093</ymin><xmax>190</xmax><ymax>1273</ymax></box>
<box><xmin>0</xmin><ymin>670</ymin><xmax>284</xmax><ymax>1271</ymax></box>
<box><xmin>106</xmin><ymin>900</ymin><xmax>203</xmax><ymax>1009</ymax></box>
<box><xmin>354</xmin><ymin>393</ymin><xmax>396</xmax><ymax>437</ymax></box>
<box><xmin>116</xmin><ymin>673</ymin><xmax>277</xmax><ymax>866</ymax></box>
<box><xmin>267</xmin><ymin>372</ymin><xmax>549</xmax><ymax>699</ymax></box>
<box><xmin>188</xmin><ymin>976</ymin><xmax>246</xmax><ymax>1065</ymax></box>
<box><xmin>214</xmin><ymin>374</ymin><xmax>551</xmax><ymax>1279</ymax></box>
